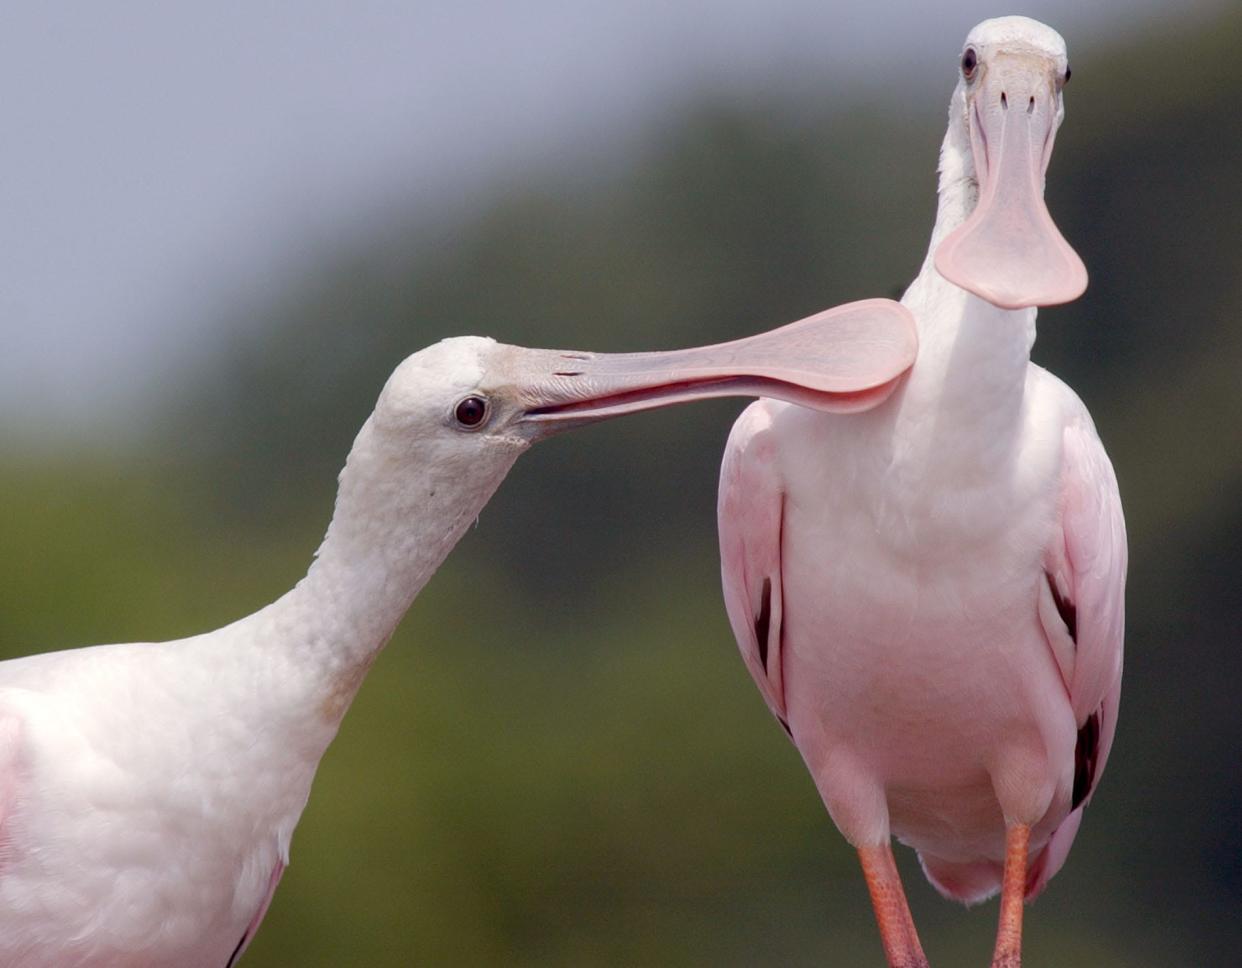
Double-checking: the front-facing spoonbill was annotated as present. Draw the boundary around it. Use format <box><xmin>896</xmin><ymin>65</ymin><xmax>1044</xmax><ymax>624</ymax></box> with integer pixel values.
<box><xmin>0</xmin><ymin>302</ymin><xmax>915</xmax><ymax>968</ymax></box>
<box><xmin>719</xmin><ymin>17</ymin><xmax>1123</xmax><ymax>968</ymax></box>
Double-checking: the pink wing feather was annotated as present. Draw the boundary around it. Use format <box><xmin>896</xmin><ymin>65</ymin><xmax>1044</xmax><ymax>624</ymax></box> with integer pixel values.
<box><xmin>1029</xmin><ymin>410</ymin><xmax>1127</xmax><ymax>896</ymax></box>
<box><xmin>0</xmin><ymin>713</ymin><xmax>19</xmax><ymax>875</ymax></box>
<box><xmin>226</xmin><ymin>860</ymin><xmax>286</xmax><ymax>967</ymax></box>
<box><xmin>718</xmin><ymin>401</ymin><xmax>791</xmax><ymax>733</ymax></box>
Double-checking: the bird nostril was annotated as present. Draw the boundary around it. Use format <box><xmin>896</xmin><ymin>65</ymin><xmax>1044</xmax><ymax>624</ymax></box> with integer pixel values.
<box><xmin>1000</xmin><ymin>92</ymin><xmax>1008</xmax><ymax>110</ymax></box>
<box><xmin>1027</xmin><ymin>96</ymin><xmax>1035</xmax><ymax>114</ymax></box>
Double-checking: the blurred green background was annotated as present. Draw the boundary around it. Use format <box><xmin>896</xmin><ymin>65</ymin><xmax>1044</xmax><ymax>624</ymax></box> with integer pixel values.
<box><xmin>3</xmin><ymin>3</ymin><xmax>1241</xmax><ymax>966</ymax></box>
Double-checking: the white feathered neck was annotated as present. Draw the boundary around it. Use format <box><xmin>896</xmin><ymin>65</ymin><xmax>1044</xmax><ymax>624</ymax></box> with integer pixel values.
<box><xmin>232</xmin><ymin>411</ymin><xmax>523</xmax><ymax>734</ymax></box>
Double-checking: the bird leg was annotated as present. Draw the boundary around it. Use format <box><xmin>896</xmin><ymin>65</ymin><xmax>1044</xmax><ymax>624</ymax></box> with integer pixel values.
<box><xmin>991</xmin><ymin>823</ymin><xmax>1030</xmax><ymax>968</ymax></box>
<box><xmin>858</xmin><ymin>843</ymin><xmax>929</xmax><ymax>968</ymax></box>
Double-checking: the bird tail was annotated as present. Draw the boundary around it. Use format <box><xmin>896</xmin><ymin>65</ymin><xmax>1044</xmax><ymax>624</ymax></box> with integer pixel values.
<box><xmin>920</xmin><ymin>812</ymin><xmax>1081</xmax><ymax>907</ymax></box>
<box><xmin>917</xmin><ymin>852</ymin><xmax>1003</xmax><ymax>906</ymax></box>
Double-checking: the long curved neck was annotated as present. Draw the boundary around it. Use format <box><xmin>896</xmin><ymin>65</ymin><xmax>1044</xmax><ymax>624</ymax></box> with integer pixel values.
<box><xmin>244</xmin><ymin>415</ymin><xmax>517</xmax><ymax>729</ymax></box>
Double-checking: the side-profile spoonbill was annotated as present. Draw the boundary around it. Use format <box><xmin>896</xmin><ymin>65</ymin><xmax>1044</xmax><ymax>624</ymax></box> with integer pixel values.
<box><xmin>0</xmin><ymin>302</ymin><xmax>915</xmax><ymax>968</ymax></box>
<box><xmin>719</xmin><ymin>17</ymin><xmax>1123</xmax><ymax>968</ymax></box>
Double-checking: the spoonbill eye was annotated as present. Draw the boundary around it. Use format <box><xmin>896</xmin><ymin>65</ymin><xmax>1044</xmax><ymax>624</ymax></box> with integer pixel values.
<box><xmin>454</xmin><ymin>395</ymin><xmax>489</xmax><ymax>429</ymax></box>
<box><xmin>1063</xmin><ymin>65</ymin><xmax>1072</xmax><ymax>84</ymax></box>
<box><xmin>961</xmin><ymin>48</ymin><xmax>977</xmax><ymax>79</ymax></box>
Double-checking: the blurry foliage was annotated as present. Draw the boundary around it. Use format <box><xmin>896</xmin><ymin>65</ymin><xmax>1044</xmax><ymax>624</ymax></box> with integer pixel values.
<box><xmin>3</xmin><ymin>7</ymin><xmax>1241</xmax><ymax>966</ymax></box>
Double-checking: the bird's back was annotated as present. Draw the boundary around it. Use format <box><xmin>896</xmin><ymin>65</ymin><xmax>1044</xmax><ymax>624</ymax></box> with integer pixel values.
<box><xmin>0</xmin><ymin>635</ymin><xmax>314</xmax><ymax>966</ymax></box>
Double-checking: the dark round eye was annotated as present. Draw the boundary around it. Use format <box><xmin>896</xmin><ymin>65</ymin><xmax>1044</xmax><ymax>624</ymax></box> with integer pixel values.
<box><xmin>454</xmin><ymin>395</ymin><xmax>489</xmax><ymax>429</ymax></box>
<box><xmin>1063</xmin><ymin>65</ymin><xmax>1072</xmax><ymax>84</ymax></box>
<box><xmin>961</xmin><ymin>47</ymin><xmax>977</xmax><ymax>79</ymax></box>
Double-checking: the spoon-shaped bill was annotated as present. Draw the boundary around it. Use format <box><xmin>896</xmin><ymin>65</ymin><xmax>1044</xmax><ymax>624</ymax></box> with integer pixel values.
<box><xmin>935</xmin><ymin>54</ymin><xmax>1086</xmax><ymax>309</ymax></box>
<box><xmin>515</xmin><ymin>299</ymin><xmax>918</xmax><ymax>431</ymax></box>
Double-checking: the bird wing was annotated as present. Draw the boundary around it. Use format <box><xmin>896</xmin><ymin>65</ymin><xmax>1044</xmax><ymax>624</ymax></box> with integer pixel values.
<box><xmin>1030</xmin><ymin>405</ymin><xmax>1126</xmax><ymax>895</ymax></box>
<box><xmin>718</xmin><ymin>401</ymin><xmax>791</xmax><ymax>734</ymax></box>
<box><xmin>0</xmin><ymin>711</ymin><xmax>17</xmax><ymax>861</ymax></box>
<box><xmin>226</xmin><ymin>860</ymin><xmax>286</xmax><ymax>967</ymax></box>
<box><xmin>1054</xmin><ymin>409</ymin><xmax>1126</xmax><ymax>783</ymax></box>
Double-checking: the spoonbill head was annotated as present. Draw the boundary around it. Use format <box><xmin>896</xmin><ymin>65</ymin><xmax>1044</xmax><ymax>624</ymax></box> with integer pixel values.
<box><xmin>934</xmin><ymin>16</ymin><xmax>1087</xmax><ymax>309</ymax></box>
<box><xmin>0</xmin><ymin>304</ymin><xmax>915</xmax><ymax>967</ymax></box>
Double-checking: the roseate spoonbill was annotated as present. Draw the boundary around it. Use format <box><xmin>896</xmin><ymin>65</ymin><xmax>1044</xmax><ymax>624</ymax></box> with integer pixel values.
<box><xmin>718</xmin><ymin>17</ymin><xmax>1123</xmax><ymax>968</ymax></box>
<box><xmin>0</xmin><ymin>304</ymin><xmax>915</xmax><ymax>968</ymax></box>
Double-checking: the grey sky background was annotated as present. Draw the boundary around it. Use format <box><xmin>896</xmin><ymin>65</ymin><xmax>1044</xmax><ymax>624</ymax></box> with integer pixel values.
<box><xmin>1</xmin><ymin>1</ymin><xmax>1217</xmax><ymax>436</ymax></box>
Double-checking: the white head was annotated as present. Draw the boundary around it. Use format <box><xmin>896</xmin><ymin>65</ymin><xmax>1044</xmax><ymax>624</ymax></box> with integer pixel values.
<box><xmin>934</xmin><ymin>16</ymin><xmax>1087</xmax><ymax>309</ymax></box>
<box><xmin>367</xmin><ymin>337</ymin><xmax>534</xmax><ymax>489</ymax></box>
